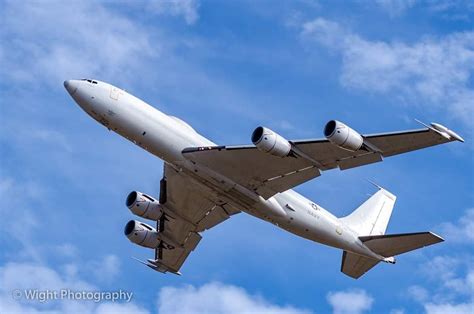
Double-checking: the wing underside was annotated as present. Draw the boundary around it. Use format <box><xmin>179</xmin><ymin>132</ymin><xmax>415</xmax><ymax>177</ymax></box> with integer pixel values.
<box><xmin>142</xmin><ymin>163</ymin><xmax>240</xmax><ymax>274</ymax></box>
<box><xmin>182</xmin><ymin>127</ymin><xmax>457</xmax><ymax>199</ymax></box>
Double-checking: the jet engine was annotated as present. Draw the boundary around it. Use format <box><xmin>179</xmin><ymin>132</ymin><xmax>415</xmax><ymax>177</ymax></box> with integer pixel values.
<box><xmin>251</xmin><ymin>126</ymin><xmax>291</xmax><ymax>157</ymax></box>
<box><xmin>324</xmin><ymin>120</ymin><xmax>363</xmax><ymax>151</ymax></box>
<box><xmin>126</xmin><ymin>191</ymin><xmax>163</xmax><ymax>220</ymax></box>
<box><xmin>124</xmin><ymin>220</ymin><xmax>160</xmax><ymax>248</ymax></box>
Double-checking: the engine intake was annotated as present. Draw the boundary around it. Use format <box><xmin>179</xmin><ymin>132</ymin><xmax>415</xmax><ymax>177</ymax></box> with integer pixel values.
<box><xmin>324</xmin><ymin>120</ymin><xmax>363</xmax><ymax>152</ymax></box>
<box><xmin>126</xmin><ymin>191</ymin><xmax>163</xmax><ymax>220</ymax></box>
<box><xmin>124</xmin><ymin>220</ymin><xmax>160</xmax><ymax>248</ymax></box>
<box><xmin>251</xmin><ymin>126</ymin><xmax>291</xmax><ymax>157</ymax></box>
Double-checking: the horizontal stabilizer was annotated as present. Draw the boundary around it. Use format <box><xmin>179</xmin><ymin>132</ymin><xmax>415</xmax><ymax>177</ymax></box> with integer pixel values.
<box><xmin>341</xmin><ymin>251</ymin><xmax>379</xmax><ymax>279</ymax></box>
<box><xmin>359</xmin><ymin>232</ymin><xmax>444</xmax><ymax>257</ymax></box>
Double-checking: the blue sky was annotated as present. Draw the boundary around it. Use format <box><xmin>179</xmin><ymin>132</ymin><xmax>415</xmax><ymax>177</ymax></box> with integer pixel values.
<box><xmin>0</xmin><ymin>0</ymin><xmax>473</xmax><ymax>313</ymax></box>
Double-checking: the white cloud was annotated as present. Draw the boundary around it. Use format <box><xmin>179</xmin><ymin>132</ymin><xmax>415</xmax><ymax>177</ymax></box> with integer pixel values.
<box><xmin>407</xmin><ymin>255</ymin><xmax>474</xmax><ymax>313</ymax></box>
<box><xmin>301</xmin><ymin>18</ymin><xmax>347</xmax><ymax>50</ymax></box>
<box><xmin>326</xmin><ymin>289</ymin><xmax>373</xmax><ymax>314</ymax></box>
<box><xmin>0</xmin><ymin>0</ymin><xmax>155</xmax><ymax>86</ymax></box>
<box><xmin>157</xmin><ymin>282</ymin><xmax>312</xmax><ymax>314</ymax></box>
<box><xmin>0</xmin><ymin>177</ymin><xmax>135</xmax><ymax>313</ymax></box>
<box><xmin>375</xmin><ymin>0</ymin><xmax>416</xmax><ymax>16</ymax></box>
<box><xmin>148</xmin><ymin>0</ymin><xmax>200</xmax><ymax>25</ymax></box>
<box><xmin>301</xmin><ymin>18</ymin><xmax>474</xmax><ymax>126</ymax></box>
<box><xmin>0</xmin><ymin>262</ymin><xmax>94</xmax><ymax>314</ymax></box>
<box><xmin>374</xmin><ymin>0</ymin><xmax>474</xmax><ymax>20</ymax></box>
<box><xmin>0</xmin><ymin>177</ymin><xmax>45</xmax><ymax>262</ymax></box>
<box><xmin>407</xmin><ymin>285</ymin><xmax>429</xmax><ymax>303</ymax></box>
<box><xmin>439</xmin><ymin>208</ymin><xmax>474</xmax><ymax>244</ymax></box>
<box><xmin>0</xmin><ymin>0</ymin><xmax>262</xmax><ymax>122</ymax></box>
<box><xmin>0</xmin><ymin>262</ymin><xmax>148</xmax><ymax>314</ymax></box>
<box><xmin>407</xmin><ymin>285</ymin><xmax>429</xmax><ymax>302</ymax></box>
<box><xmin>1</xmin><ymin>272</ymin><xmax>313</xmax><ymax>314</ymax></box>
<box><xmin>0</xmin><ymin>262</ymin><xmax>92</xmax><ymax>293</ymax></box>
<box><xmin>95</xmin><ymin>302</ymin><xmax>150</xmax><ymax>314</ymax></box>
<box><xmin>87</xmin><ymin>255</ymin><xmax>121</xmax><ymax>282</ymax></box>
<box><xmin>426</xmin><ymin>0</ymin><xmax>474</xmax><ymax>20</ymax></box>
<box><xmin>422</xmin><ymin>255</ymin><xmax>474</xmax><ymax>295</ymax></box>
<box><xmin>30</xmin><ymin>129</ymin><xmax>73</xmax><ymax>153</ymax></box>
<box><xmin>54</xmin><ymin>243</ymin><xmax>78</xmax><ymax>258</ymax></box>
<box><xmin>424</xmin><ymin>302</ymin><xmax>474</xmax><ymax>314</ymax></box>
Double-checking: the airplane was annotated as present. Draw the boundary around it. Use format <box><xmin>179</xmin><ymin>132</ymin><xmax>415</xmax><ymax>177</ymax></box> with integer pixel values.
<box><xmin>64</xmin><ymin>78</ymin><xmax>464</xmax><ymax>279</ymax></box>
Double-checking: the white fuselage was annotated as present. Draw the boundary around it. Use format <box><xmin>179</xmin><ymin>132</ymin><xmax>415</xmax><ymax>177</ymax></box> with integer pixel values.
<box><xmin>64</xmin><ymin>79</ymin><xmax>384</xmax><ymax>261</ymax></box>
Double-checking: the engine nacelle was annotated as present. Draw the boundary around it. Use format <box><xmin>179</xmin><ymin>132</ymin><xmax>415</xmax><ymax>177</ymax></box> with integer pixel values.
<box><xmin>126</xmin><ymin>191</ymin><xmax>163</xmax><ymax>220</ymax></box>
<box><xmin>124</xmin><ymin>220</ymin><xmax>160</xmax><ymax>248</ymax></box>
<box><xmin>324</xmin><ymin>120</ymin><xmax>363</xmax><ymax>151</ymax></box>
<box><xmin>251</xmin><ymin>126</ymin><xmax>291</xmax><ymax>157</ymax></box>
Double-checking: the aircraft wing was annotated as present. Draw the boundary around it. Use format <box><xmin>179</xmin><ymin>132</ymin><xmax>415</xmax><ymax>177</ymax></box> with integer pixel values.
<box><xmin>182</xmin><ymin>126</ymin><xmax>461</xmax><ymax>199</ymax></box>
<box><xmin>144</xmin><ymin>163</ymin><xmax>240</xmax><ymax>274</ymax></box>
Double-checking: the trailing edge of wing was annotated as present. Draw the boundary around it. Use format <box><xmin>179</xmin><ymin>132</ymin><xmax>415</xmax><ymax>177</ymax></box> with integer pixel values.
<box><xmin>182</xmin><ymin>125</ymin><xmax>460</xmax><ymax>199</ymax></box>
<box><xmin>182</xmin><ymin>145</ymin><xmax>320</xmax><ymax>199</ymax></box>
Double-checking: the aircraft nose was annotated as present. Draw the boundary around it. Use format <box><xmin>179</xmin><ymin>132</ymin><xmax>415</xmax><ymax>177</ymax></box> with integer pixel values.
<box><xmin>64</xmin><ymin>80</ymin><xmax>78</xmax><ymax>96</ymax></box>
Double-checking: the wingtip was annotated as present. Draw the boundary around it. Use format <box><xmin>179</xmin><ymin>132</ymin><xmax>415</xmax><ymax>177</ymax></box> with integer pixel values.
<box><xmin>429</xmin><ymin>231</ymin><xmax>445</xmax><ymax>242</ymax></box>
<box><xmin>415</xmin><ymin>119</ymin><xmax>465</xmax><ymax>143</ymax></box>
<box><xmin>430</xmin><ymin>122</ymin><xmax>465</xmax><ymax>143</ymax></box>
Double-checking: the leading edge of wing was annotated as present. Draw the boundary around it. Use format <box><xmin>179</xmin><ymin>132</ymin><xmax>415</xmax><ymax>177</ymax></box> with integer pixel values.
<box><xmin>181</xmin><ymin>128</ymin><xmax>437</xmax><ymax>151</ymax></box>
<box><xmin>292</xmin><ymin>128</ymin><xmax>431</xmax><ymax>145</ymax></box>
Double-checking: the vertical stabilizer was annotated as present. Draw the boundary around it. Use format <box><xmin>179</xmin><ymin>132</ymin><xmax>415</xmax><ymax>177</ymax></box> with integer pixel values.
<box><xmin>340</xmin><ymin>188</ymin><xmax>396</xmax><ymax>236</ymax></box>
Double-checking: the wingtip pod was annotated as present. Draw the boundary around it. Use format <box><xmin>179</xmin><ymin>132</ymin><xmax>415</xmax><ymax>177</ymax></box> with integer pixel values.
<box><xmin>414</xmin><ymin>119</ymin><xmax>465</xmax><ymax>142</ymax></box>
<box><xmin>430</xmin><ymin>123</ymin><xmax>465</xmax><ymax>143</ymax></box>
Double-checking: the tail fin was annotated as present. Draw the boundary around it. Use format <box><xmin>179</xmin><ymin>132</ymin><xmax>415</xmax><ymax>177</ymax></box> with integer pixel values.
<box><xmin>340</xmin><ymin>188</ymin><xmax>396</xmax><ymax>236</ymax></box>
<box><xmin>339</xmin><ymin>187</ymin><xmax>444</xmax><ymax>279</ymax></box>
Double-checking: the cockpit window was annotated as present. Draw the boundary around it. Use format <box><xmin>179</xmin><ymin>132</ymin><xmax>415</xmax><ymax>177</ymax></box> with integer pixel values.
<box><xmin>81</xmin><ymin>79</ymin><xmax>98</xmax><ymax>84</ymax></box>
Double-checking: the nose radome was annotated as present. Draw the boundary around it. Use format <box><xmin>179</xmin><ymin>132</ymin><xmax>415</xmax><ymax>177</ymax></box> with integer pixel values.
<box><xmin>64</xmin><ymin>80</ymin><xmax>78</xmax><ymax>96</ymax></box>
